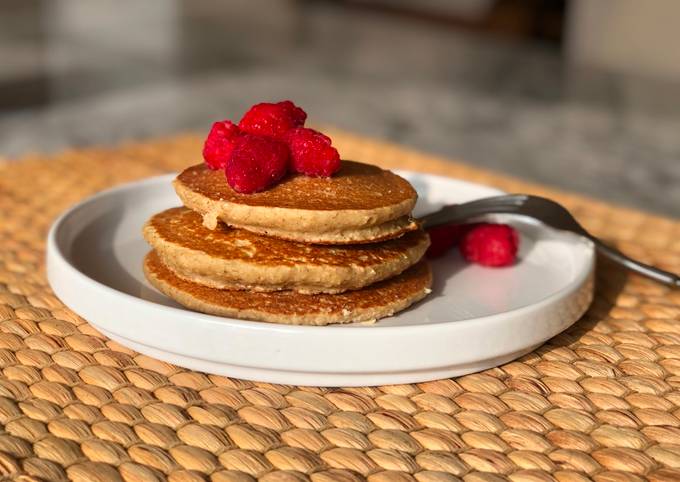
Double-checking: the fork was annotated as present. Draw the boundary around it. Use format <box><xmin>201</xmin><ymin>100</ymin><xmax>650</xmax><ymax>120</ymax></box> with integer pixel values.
<box><xmin>420</xmin><ymin>194</ymin><xmax>680</xmax><ymax>287</ymax></box>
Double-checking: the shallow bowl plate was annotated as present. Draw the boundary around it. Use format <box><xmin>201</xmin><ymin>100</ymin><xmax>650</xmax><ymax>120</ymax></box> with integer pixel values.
<box><xmin>47</xmin><ymin>171</ymin><xmax>594</xmax><ymax>386</ymax></box>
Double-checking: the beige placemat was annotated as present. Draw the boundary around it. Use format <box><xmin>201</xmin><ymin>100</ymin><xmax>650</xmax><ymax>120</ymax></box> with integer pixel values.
<box><xmin>0</xmin><ymin>130</ymin><xmax>679</xmax><ymax>482</ymax></box>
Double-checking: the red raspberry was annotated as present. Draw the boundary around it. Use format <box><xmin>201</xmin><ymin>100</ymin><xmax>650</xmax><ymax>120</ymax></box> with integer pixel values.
<box><xmin>202</xmin><ymin>120</ymin><xmax>240</xmax><ymax>170</ymax></box>
<box><xmin>238</xmin><ymin>100</ymin><xmax>307</xmax><ymax>140</ymax></box>
<box><xmin>226</xmin><ymin>135</ymin><xmax>289</xmax><ymax>193</ymax></box>
<box><xmin>460</xmin><ymin>223</ymin><xmax>519</xmax><ymax>267</ymax></box>
<box><xmin>425</xmin><ymin>224</ymin><xmax>467</xmax><ymax>258</ymax></box>
<box><xmin>285</xmin><ymin>127</ymin><xmax>341</xmax><ymax>177</ymax></box>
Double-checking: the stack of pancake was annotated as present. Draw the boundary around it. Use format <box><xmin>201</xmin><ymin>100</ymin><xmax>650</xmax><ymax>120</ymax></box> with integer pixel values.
<box><xmin>143</xmin><ymin>161</ymin><xmax>432</xmax><ymax>325</ymax></box>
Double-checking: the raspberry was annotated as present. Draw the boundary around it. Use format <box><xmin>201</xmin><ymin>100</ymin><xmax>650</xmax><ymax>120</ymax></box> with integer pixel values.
<box><xmin>460</xmin><ymin>223</ymin><xmax>519</xmax><ymax>267</ymax></box>
<box><xmin>285</xmin><ymin>127</ymin><xmax>341</xmax><ymax>177</ymax></box>
<box><xmin>238</xmin><ymin>100</ymin><xmax>307</xmax><ymax>140</ymax></box>
<box><xmin>202</xmin><ymin>120</ymin><xmax>240</xmax><ymax>170</ymax></box>
<box><xmin>226</xmin><ymin>135</ymin><xmax>289</xmax><ymax>193</ymax></box>
<box><xmin>425</xmin><ymin>224</ymin><xmax>467</xmax><ymax>258</ymax></box>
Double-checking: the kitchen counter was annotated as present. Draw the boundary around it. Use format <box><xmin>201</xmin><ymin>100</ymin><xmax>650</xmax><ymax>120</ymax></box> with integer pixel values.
<box><xmin>1</xmin><ymin>1</ymin><xmax>679</xmax><ymax>216</ymax></box>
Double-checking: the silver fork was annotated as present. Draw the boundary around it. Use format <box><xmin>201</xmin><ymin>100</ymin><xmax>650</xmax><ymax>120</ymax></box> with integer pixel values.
<box><xmin>420</xmin><ymin>194</ymin><xmax>680</xmax><ymax>287</ymax></box>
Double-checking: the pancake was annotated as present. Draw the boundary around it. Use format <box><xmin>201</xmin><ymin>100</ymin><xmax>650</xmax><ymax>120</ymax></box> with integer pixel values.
<box><xmin>144</xmin><ymin>251</ymin><xmax>432</xmax><ymax>325</ymax></box>
<box><xmin>144</xmin><ymin>207</ymin><xmax>430</xmax><ymax>294</ymax></box>
<box><xmin>174</xmin><ymin>161</ymin><xmax>419</xmax><ymax>244</ymax></box>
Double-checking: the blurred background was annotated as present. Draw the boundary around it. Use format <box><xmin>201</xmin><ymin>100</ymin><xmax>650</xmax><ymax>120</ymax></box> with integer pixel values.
<box><xmin>1</xmin><ymin>0</ymin><xmax>679</xmax><ymax>216</ymax></box>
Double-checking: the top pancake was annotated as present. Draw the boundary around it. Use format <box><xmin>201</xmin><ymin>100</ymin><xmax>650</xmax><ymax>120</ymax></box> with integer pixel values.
<box><xmin>174</xmin><ymin>161</ymin><xmax>418</xmax><ymax>244</ymax></box>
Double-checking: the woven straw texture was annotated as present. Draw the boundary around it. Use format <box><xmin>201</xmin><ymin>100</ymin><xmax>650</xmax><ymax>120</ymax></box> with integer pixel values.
<box><xmin>1</xmin><ymin>130</ymin><xmax>680</xmax><ymax>482</ymax></box>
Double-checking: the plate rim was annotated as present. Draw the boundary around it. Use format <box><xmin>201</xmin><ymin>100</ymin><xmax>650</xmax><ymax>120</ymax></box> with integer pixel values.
<box><xmin>45</xmin><ymin>170</ymin><xmax>596</xmax><ymax>384</ymax></box>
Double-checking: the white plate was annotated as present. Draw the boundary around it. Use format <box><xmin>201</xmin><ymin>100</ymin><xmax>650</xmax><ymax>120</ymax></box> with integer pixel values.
<box><xmin>47</xmin><ymin>172</ymin><xmax>595</xmax><ymax>386</ymax></box>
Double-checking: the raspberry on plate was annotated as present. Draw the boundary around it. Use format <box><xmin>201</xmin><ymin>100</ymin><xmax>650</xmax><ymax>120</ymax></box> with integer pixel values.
<box><xmin>202</xmin><ymin>120</ymin><xmax>240</xmax><ymax>170</ymax></box>
<box><xmin>426</xmin><ymin>224</ymin><xmax>467</xmax><ymax>258</ymax></box>
<box><xmin>459</xmin><ymin>223</ymin><xmax>519</xmax><ymax>267</ymax></box>
<box><xmin>226</xmin><ymin>134</ymin><xmax>290</xmax><ymax>194</ymax></box>
<box><xmin>285</xmin><ymin>127</ymin><xmax>341</xmax><ymax>177</ymax></box>
<box><xmin>239</xmin><ymin>100</ymin><xmax>307</xmax><ymax>140</ymax></box>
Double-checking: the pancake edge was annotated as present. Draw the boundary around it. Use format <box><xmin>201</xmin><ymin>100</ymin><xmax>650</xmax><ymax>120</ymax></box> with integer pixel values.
<box><xmin>143</xmin><ymin>252</ymin><xmax>433</xmax><ymax>326</ymax></box>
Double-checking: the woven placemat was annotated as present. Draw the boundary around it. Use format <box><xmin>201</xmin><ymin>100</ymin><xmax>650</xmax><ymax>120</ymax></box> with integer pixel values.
<box><xmin>0</xmin><ymin>130</ymin><xmax>679</xmax><ymax>482</ymax></box>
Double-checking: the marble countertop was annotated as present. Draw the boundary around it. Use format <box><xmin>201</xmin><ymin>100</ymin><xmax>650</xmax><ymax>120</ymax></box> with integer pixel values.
<box><xmin>1</xmin><ymin>1</ymin><xmax>679</xmax><ymax>217</ymax></box>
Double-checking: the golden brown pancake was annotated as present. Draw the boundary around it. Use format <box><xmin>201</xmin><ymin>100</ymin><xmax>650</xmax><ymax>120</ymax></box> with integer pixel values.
<box><xmin>173</xmin><ymin>161</ymin><xmax>418</xmax><ymax>244</ymax></box>
<box><xmin>144</xmin><ymin>251</ymin><xmax>432</xmax><ymax>325</ymax></box>
<box><xmin>144</xmin><ymin>207</ymin><xmax>430</xmax><ymax>294</ymax></box>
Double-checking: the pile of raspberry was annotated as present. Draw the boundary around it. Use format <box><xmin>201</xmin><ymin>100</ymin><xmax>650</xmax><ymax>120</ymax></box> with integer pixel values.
<box><xmin>202</xmin><ymin>100</ymin><xmax>341</xmax><ymax>193</ymax></box>
<box><xmin>427</xmin><ymin>223</ymin><xmax>520</xmax><ymax>267</ymax></box>
<box><xmin>204</xmin><ymin>101</ymin><xmax>519</xmax><ymax>267</ymax></box>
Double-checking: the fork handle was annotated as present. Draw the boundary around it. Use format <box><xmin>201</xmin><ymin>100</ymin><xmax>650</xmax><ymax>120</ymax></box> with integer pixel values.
<box><xmin>593</xmin><ymin>239</ymin><xmax>680</xmax><ymax>287</ymax></box>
